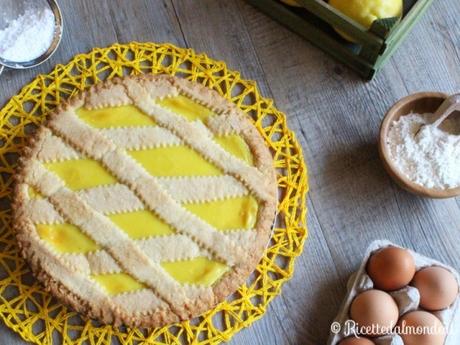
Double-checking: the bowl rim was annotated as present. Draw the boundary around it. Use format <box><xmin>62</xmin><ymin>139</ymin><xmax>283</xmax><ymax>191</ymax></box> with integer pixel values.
<box><xmin>0</xmin><ymin>0</ymin><xmax>63</xmax><ymax>70</ymax></box>
<box><xmin>379</xmin><ymin>91</ymin><xmax>460</xmax><ymax>199</ymax></box>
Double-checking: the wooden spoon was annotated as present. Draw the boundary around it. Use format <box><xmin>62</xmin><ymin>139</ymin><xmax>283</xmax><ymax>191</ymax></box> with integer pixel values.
<box><xmin>415</xmin><ymin>93</ymin><xmax>460</xmax><ymax>137</ymax></box>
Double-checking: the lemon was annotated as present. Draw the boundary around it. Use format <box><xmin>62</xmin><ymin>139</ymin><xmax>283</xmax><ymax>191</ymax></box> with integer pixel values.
<box><xmin>329</xmin><ymin>0</ymin><xmax>403</xmax><ymax>41</ymax></box>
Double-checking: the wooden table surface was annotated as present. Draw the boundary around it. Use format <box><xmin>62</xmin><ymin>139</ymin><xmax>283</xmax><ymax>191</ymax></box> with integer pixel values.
<box><xmin>1</xmin><ymin>1</ymin><xmax>460</xmax><ymax>344</ymax></box>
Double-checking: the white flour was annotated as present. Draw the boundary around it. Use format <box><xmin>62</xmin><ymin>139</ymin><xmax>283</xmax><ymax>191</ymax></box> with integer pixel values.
<box><xmin>0</xmin><ymin>7</ymin><xmax>55</xmax><ymax>62</ymax></box>
<box><xmin>387</xmin><ymin>113</ymin><xmax>460</xmax><ymax>190</ymax></box>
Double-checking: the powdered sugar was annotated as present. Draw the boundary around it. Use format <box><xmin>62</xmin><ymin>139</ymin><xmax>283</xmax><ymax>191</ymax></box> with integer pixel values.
<box><xmin>0</xmin><ymin>7</ymin><xmax>55</xmax><ymax>62</ymax></box>
<box><xmin>387</xmin><ymin>113</ymin><xmax>460</xmax><ymax>190</ymax></box>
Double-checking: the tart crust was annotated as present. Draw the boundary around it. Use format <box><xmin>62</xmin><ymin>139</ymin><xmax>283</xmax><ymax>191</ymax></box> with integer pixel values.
<box><xmin>13</xmin><ymin>75</ymin><xmax>278</xmax><ymax>328</ymax></box>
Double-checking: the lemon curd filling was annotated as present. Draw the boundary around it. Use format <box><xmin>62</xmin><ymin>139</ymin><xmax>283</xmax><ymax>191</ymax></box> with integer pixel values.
<box><xmin>36</xmin><ymin>100</ymin><xmax>259</xmax><ymax>291</ymax></box>
<box><xmin>77</xmin><ymin>105</ymin><xmax>155</xmax><ymax>128</ymax></box>
<box><xmin>92</xmin><ymin>273</ymin><xmax>145</xmax><ymax>295</ymax></box>
<box><xmin>44</xmin><ymin>159</ymin><xmax>116</xmax><ymax>191</ymax></box>
<box><xmin>157</xmin><ymin>95</ymin><xmax>216</xmax><ymax>121</ymax></box>
<box><xmin>108</xmin><ymin>210</ymin><xmax>174</xmax><ymax>238</ymax></box>
<box><xmin>215</xmin><ymin>135</ymin><xmax>253</xmax><ymax>165</ymax></box>
<box><xmin>185</xmin><ymin>196</ymin><xmax>258</xmax><ymax>231</ymax></box>
<box><xmin>36</xmin><ymin>223</ymin><xmax>99</xmax><ymax>254</ymax></box>
<box><xmin>128</xmin><ymin>146</ymin><xmax>222</xmax><ymax>177</ymax></box>
<box><xmin>161</xmin><ymin>257</ymin><xmax>229</xmax><ymax>286</ymax></box>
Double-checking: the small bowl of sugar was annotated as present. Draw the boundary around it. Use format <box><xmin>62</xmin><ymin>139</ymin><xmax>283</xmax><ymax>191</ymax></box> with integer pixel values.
<box><xmin>0</xmin><ymin>0</ymin><xmax>63</xmax><ymax>74</ymax></box>
<box><xmin>379</xmin><ymin>92</ymin><xmax>460</xmax><ymax>198</ymax></box>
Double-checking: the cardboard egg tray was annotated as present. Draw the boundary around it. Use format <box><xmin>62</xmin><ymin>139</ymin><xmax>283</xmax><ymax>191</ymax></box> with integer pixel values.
<box><xmin>327</xmin><ymin>240</ymin><xmax>460</xmax><ymax>345</ymax></box>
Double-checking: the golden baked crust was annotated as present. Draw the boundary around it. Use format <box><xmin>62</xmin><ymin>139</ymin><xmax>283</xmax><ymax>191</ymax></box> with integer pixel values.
<box><xmin>13</xmin><ymin>75</ymin><xmax>277</xmax><ymax>328</ymax></box>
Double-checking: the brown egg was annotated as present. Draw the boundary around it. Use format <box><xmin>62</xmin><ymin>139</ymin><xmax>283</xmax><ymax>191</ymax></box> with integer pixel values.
<box><xmin>339</xmin><ymin>337</ymin><xmax>375</xmax><ymax>345</ymax></box>
<box><xmin>412</xmin><ymin>266</ymin><xmax>459</xmax><ymax>310</ymax></box>
<box><xmin>367</xmin><ymin>246</ymin><xmax>416</xmax><ymax>291</ymax></box>
<box><xmin>398</xmin><ymin>311</ymin><xmax>446</xmax><ymax>345</ymax></box>
<box><xmin>350</xmin><ymin>290</ymin><xmax>399</xmax><ymax>336</ymax></box>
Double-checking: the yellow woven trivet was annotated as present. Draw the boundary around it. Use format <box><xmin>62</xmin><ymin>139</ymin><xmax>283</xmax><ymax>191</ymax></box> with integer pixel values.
<box><xmin>0</xmin><ymin>42</ymin><xmax>308</xmax><ymax>345</ymax></box>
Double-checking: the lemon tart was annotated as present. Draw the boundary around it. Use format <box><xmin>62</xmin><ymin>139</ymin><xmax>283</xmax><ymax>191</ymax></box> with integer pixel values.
<box><xmin>13</xmin><ymin>75</ymin><xmax>278</xmax><ymax>327</ymax></box>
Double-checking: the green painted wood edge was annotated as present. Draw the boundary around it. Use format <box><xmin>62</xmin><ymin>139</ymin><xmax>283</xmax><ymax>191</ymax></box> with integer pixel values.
<box><xmin>375</xmin><ymin>0</ymin><xmax>435</xmax><ymax>70</ymax></box>
<box><xmin>370</xmin><ymin>17</ymin><xmax>400</xmax><ymax>39</ymax></box>
<box><xmin>360</xmin><ymin>17</ymin><xmax>400</xmax><ymax>63</ymax></box>
<box><xmin>386</xmin><ymin>0</ymin><xmax>435</xmax><ymax>45</ymax></box>
<box><xmin>294</xmin><ymin>0</ymin><xmax>382</xmax><ymax>47</ymax></box>
<box><xmin>246</xmin><ymin>0</ymin><xmax>374</xmax><ymax>79</ymax></box>
<box><xmin>359</xmin><ymin>45</ymin><xmax>382</xmax><ymax>64</ymax></box>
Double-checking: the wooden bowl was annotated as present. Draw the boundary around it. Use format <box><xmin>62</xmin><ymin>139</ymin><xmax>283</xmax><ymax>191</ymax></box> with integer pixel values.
<box><xmin>379</xmin><ymin>92</ymin><xmax>460</xmax><ymax>199</ymax></box>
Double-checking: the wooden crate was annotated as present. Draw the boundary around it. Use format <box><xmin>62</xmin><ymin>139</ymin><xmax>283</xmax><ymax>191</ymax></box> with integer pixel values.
<box><xmin>247</xmin><ymin>0</ymin><xmax>434</xmax><ymax>79</ymax></box>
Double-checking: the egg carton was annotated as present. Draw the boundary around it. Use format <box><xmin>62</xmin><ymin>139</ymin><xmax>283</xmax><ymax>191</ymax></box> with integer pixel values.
<box><xmin>327</xmin><ymin>240</ymin><xmax>460</xmax><ymax>345</ymax></box>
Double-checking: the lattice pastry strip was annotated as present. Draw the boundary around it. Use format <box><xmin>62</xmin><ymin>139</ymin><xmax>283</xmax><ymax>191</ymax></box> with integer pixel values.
<box><xmin>36</xmin><ymin>122</ymin><xmax>247</xmax><ymax>162</ymax></box>
<box><xmin>25</xmin><ymin>175</ymin><xmax>249</xmax><ymax>224</ymax></box>
<box><xmin>45</xmin><ymin>231</ymin><xmax>257</xmax><ymax>276</ymax></box>
<box><xmin>36</xmin><ymin>127</ymin><xmax>183</xmax><ymax>162</ymax></box>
